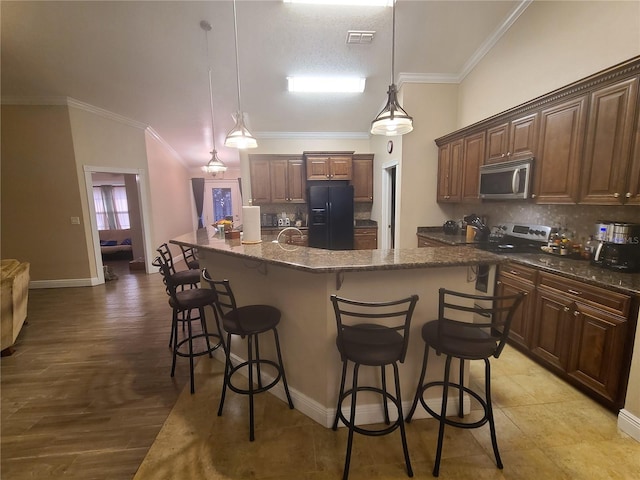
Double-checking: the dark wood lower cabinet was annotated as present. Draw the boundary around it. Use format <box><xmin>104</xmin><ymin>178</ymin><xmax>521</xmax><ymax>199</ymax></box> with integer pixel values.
<box><xmin>530</xmin><ymin>287</ymin><xmax>573</xmax><ymax>371</ymax></box>
<box><xmin>498</xmin><ymin>264</ymin><xmax>636</xmax><ymax>410</ymax></box>
<box><xmin>567</xmin><ymin>303</ymin><xmax>628</xmax><ymax>403</ymax></box>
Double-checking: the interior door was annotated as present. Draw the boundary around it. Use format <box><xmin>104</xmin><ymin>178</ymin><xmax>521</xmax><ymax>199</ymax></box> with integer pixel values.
<box><xmin>203</xmin><ymin>179</ymin><xmax>242</xmax><ymax>228</ymax></box>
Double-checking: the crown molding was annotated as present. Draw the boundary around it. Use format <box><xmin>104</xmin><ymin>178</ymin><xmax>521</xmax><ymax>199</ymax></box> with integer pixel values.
<box><xmin>397</xmin><ymin>72</ymin><xmax>460</xmax><ymax>85</ymax></box>
<box><xmin>459</xmin><ymin>0</ymin><xmax>532</xmax><ymax>81</ymax></box>
<box><xmin>2</xmin><ymin>95</ymin><xmax>189</xmax><ymax>168</ymax></box>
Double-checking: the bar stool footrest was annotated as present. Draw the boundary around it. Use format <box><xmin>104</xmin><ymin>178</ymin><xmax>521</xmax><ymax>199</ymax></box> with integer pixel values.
<box><xmin>174</xmin><ymin>334</ymin><xmax>222</xmax><ymax>359</ymax></box>
<box><xmin>419</xmin><ymin>381</ymin><xmax>489</xmax><ymax>430</ymax></box>
<box><xmin>227</xmin><ymin>359</ymin><xmax>283</xmax><ymax>395</ymax></box>
<box><xmin>336</xmin><ymin>386</ymin><xmax>402</xmax><ymax>436</ymax></box>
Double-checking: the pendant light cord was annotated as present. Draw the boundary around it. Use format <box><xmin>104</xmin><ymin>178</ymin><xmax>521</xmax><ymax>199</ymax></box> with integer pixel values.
<box><xmin>232</xmin><ymin>0</ymin><xmax>243</xmax><ymax>112</ymax></box>
<box><xmin>202</xmin><ymin>22</ymin><xmax>217</xmax><ymax>151</ymax></box>
<box><xmin>391</xmin><ymin>0</ymin><xmax>396</xmax><ymax>86</ymax></box>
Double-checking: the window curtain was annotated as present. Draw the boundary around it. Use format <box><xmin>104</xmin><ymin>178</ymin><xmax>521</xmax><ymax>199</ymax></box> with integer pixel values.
<box><xmin>93</xmin><ymin>186</ymin><xmax>130</xmax><ymax>230</ymax></box>
<box><xmin>192</xmin><ymin>178</ymin><xmax>205</xmax><ymax>229</ymax></box>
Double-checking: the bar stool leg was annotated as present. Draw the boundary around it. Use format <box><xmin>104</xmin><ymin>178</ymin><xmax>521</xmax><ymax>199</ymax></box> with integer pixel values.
<box><xmin>393</xmin><ymin>362</ymin><xmax>413</xmax><ymax>477</ymax></box>
<box><xmin>381</xmin><ymin>365</ymin><xmax>390</xmax><ymax>424</ymax></box>
<box><xmin>458</xmin><ymin>358</ymin><xmax>465</xmax><ymax>418</ymax></box>
<box><xmin>485</xmin><ymin>359</ymin><xmax>502</xmax><ymax>469</ymax></box>
<box><xmin>272</xmin><ymin>328</ymin><xmax>294</xmax><ymax>409</ymax></box>
<box><xmin>433</xmin><ymin>355</ymin><xmax>453</xmax><ymax>477</ymax></box>
<box><xmin>254</xmin><ymin>334</ymin><xmax>263</xmax><ymax>389</ymax></box>
<box><xmin>170</xmin><ymin>310</ymin><xmax>179</xmax><ymax>377</ymax></box>
<box><xmin>218</xmin><ymin>332</ymin><xmax>233</xmax><ymax>416</ymax></box>
<box><xmin>333</xmin><ymin>360</ymin><xmax>348</xmax><ymax>430</ymax></box>
<box><xmin>343</xmin><ymin>362</ymin><xmax>359</xmax><ymax>480</ymax></box>
<box><xmin>187</xmin><ymin>315</ymin><xmax>195</xmax><ymax>394</ymax></box>
<box><xmin>406</xmin><ymin>343</ymin><xmax>430</xmax><ymax>422</ymax></box>
<box><xmin>248</xmin><ymin>334</ymin><xmax>256</xmax><ymax>442</ymax></box>
<box><xmin>198</xmin><ymin>307</ymin><xmax>214</xmax><ymax>358</ymax></box>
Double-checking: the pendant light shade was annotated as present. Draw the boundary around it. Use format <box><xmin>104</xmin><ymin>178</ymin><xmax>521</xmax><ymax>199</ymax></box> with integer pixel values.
<box><xmin>371</xmin><ymin>0</ymin><xmax>413</xmax><ymax>136</ymax></box>
<box><xmin>224</xmin><ymin>0</ymin><xmax>257</xmax><ymax>149</ymax></box>
<box><xmin>204</xmin><ymin>149</ymin><xmax>227</xmax><ymax>175</ymax></box>
<box><xmin>200</xmin><ymin>20</ymin><xmax>227</xmax><ymax>176</ymax></box>
<box><xmin>225</xmin><ymin>111</ymin><xmax>258</xmax><ymax>149</ymax></box>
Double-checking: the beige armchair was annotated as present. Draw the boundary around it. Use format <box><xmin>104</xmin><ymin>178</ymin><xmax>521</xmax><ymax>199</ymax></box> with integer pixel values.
<box><xmin>1</xmin><ymin>259</ymin><xmax>30</xmax><ymax>353</ymax></box>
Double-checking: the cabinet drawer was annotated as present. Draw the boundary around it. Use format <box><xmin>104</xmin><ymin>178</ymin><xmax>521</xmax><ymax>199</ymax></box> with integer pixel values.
<box><xmin>499</xmin><ymin>262</ymin><xmax>538</xmax><ymax>284</ymax></box>
<box><xmin>417</xmin><ymin>236</ymin><xmax>449</xmax><ymax>247</ymax></box>
<box><xmin>355</xmin><ymin>228</ymin><xmax>377</xmax><ymax>235</ymax></box>
<box><xmin>538</xmin><ymin>272</ymin><xmax>630</xmax><ymax>316</ymax></box>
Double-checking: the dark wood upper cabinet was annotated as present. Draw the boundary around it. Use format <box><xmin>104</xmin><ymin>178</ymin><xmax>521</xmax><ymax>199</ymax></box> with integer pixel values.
<box><xmin>461</xmin><ymin>131</ymin><xmax>485</xmax><ymax>202</ymax></box>
<box><xmin>249</xmin><ymin>157</ymin><xmax>271</xmax><ymax>205</ymax></box>
<box><xmin>434</xmin><ymin>57</ymin><xmax>640</xmax><ymax>206</ymax></box>
<box><xmin>305</xmin><ymin>152</ymin><xmax>353</xmax><ymax>180</ymax></box>
<box><xmin>352</xmin><ymin>154</ymin><xmax>374</xmax><ymax>202</ymax></box>
<box><xmin>580</xmin><ymin>76</ymin><xmax>639</xmax><ymax>205</ymax></box>
<box><xmin>533</xmin><ymin>95</ymin><xmax>587</xmax><ymax>204</ymax></box>
<box><xmin>437</xmin><ymin>139</ymin><xmax>463</xmax><ymax>202</ymax></box>
<box><xmin>270</xmin><ymin>156</ymin><xmax>306</xmax><ymax>204</ymax></box>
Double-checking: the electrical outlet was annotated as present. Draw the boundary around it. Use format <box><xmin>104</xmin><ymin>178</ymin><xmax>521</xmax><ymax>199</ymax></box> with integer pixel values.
<box><xmin>70</xmin><ymin>216</ymin><xmax>80</xmax><ymax>225</ymax></box>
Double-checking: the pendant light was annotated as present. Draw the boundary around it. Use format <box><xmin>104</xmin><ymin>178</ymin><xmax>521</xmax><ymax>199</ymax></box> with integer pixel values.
<box><xmin>200</xmin><ymin>20</ymin><xmax>227</xmax><ymax>176</ymax></box>
<box><xmin>224</xmin><ymin>0</ymin><xmax>257</xmax><ymax>149</ymax></box>
<box><xmin>370</xmin><ymin>0</ymin><xmax>413</xmax><ymax>136</ymax></box>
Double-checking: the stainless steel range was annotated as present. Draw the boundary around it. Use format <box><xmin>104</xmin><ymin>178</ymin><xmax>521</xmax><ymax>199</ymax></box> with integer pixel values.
<box><xmin>482</xmin><ymin>223</ymin><xmax>552</xmax><ymax>254</ymax></box>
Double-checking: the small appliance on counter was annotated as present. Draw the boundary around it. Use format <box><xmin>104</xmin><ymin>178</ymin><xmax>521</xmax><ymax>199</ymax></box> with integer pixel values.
<box><xmin>592</xmin><ymin>221</ymin><xmax>640</xmax><ymax>272</ymax></box>
<box><xmin>443</xmin><ymin>220</ymin><xmax>459</xmax><ymax>235</ymax></box>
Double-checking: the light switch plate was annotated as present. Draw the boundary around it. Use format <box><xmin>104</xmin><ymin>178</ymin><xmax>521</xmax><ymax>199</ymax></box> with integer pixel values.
<box><xmin>70</xmin><ymin>216</ymin><xmax>80</xmax><ymax>225</ymax></box>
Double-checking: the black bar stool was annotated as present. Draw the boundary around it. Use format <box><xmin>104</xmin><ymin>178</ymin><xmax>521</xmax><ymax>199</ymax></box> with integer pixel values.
<box><xmin>202</xmin><ymin>269</ymin><xmax>294</xmax><ymax>441</ymax></box>
<box><xmin>406</xmin><ymin>288</ymin><xmax>525</xmax><ymax>477</ymax></box>
<box><xmin>331</xmin><ymin>294</ymin><xmax>419</xmax><ymax>480</ymax></box>
<box><xmin>157</xmin><ymin>243</ymin><xmax>200</xmax><ymax>287</ymax></box>
<box><xmin>156</xmin><ymin>258</ymin><xmax>223</xmax><ymax>394</ymax></box>
<box><xmin>179</xmin><ymin>245</ymin><xmax>200</xmax><ymax>270</ymax></box>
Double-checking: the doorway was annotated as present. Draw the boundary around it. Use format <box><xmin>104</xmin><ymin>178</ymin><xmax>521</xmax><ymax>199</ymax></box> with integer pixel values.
<box><xmin>202</xmin><ymin>179</ymin><xmax>243</xmax><ymax>227</ymax></box>
<box><xmin>84</xmin><ymin>166</ymin><xmax>152</xmax><ymax>284</ymax></box>
<box><xmin>381</xmin><ymin>160</ymin><xmax>400</xmax><ymax>250</ymax></box>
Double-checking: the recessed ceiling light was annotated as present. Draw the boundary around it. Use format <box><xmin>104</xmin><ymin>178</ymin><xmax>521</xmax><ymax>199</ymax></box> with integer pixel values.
<box><xmin>287</xmin><ymin>76</ymin><xmax>366</xmax><ymax>93</ymax></box>
<box><xmin>283</xmin><ymin>0</ymin><xmax>392</xmax><ymax>6</ymax></box>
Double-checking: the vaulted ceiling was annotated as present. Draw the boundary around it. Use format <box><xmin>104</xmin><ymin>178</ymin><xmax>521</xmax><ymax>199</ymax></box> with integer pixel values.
<box><xmin>1</xmin><ymin>0</ymin><xmax>527</xmax><ymax>169</ymax></box>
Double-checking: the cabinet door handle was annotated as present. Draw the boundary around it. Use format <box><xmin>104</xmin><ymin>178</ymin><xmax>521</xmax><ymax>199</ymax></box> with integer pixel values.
<box><xmin>509</xmin><ymin>270</ymin><xmax>519</xmax><ymax>275</ymax></box>
<box><xmin>614</xmin><ymin>192</ymin><xmax>620</xmax><ymax>198</ymax></box>
<box><xmin>563</xmin><ymin>306</ymin><xmax>571</xmax><ymax>312</ymax></box>
<box><xmin>626</xmin><ymin>192</ymin><xmax>632</xmax><ymax>198</ymax></box>
<box><xmin>531</xmin><ymin>193</ymin><xmax>537</xmax><ymax>199</ymax></box>
<box><xmin>497</xmin><ymin>280</ymin><xmax>502</xmax><ymax>285</ymax></box>
<box><xmin>568</xmin><ymin>289</ymin><xmax>582</xmax><ymax>296</ymax></box>
<box><xmin>573</xmin><ymin>310</ymin><xmax>580</xmax><ymax>316</ymax></box>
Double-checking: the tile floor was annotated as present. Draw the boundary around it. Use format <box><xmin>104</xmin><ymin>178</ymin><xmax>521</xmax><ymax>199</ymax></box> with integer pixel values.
<box><xmin>135</xmin><ymin>346</ymin><xmax>640</xmax><ymax>480</ymax></box>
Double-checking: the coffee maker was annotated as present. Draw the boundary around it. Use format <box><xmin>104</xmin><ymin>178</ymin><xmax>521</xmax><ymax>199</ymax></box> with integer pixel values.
<box><xmin>592</xmin><ymin>221</ymin><xmax>640</xmax><ymax>273</ymax></box>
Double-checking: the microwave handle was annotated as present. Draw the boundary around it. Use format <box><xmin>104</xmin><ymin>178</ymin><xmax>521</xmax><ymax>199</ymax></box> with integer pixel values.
<box><xmin>512</xmin><ymin>168</ymin><xmax>520</xmax><ymax>194</ymax></box>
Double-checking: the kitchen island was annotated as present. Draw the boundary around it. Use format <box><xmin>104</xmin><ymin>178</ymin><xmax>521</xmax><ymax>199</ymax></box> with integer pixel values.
<box><xmin>171</xmin><ymin>228</ymin><xmax>505</xmax><ymax>427</ymax></box>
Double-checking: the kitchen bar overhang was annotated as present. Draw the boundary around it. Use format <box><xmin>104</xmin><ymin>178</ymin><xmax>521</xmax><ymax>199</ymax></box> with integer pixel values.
<box><xmin>171</xmin><ymin>228</ymin><xmax>506</xmax><ymax>428</ymax></box>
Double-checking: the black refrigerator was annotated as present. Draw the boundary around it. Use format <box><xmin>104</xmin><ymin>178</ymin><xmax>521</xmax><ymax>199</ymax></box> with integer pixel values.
<box><xmin>308</xmin><ymin>185</ymin><xmax>354</xmax><ymax>250</ymax></box>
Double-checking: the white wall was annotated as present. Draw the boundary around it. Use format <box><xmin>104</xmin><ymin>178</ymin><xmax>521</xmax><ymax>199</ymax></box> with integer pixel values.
<box><xmin>458</xmin><ymin>0</ymin><xmax>640</xmax><ymax>127</ymax></box>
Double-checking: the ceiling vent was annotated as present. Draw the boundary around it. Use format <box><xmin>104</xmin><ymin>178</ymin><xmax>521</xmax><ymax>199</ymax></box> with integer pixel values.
<box><xmin>346</xmin><ymin>30</ymin><xmax>375</xmax><ymax>44</ymax></box>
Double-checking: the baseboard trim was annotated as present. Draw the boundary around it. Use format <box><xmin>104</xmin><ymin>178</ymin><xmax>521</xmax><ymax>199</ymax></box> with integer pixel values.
<box><xmin>618</xmin><ymin>409</ymin><xmax>640</xmax><ymax>442</ymax></box>
<box><xmin>212</xmin><ymin>350</ymin><xmax>468</xmax><ymax>428</ymax></box>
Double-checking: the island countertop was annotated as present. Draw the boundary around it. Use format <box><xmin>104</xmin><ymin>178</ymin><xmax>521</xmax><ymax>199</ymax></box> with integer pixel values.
<box><xmin>170</xmin><ymin>228</ymin><xmax>505</xmax><ymax>274</ymax></box>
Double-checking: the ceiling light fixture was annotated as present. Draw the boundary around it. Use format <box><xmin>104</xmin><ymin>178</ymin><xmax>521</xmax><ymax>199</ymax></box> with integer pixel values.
<box><xmin>370</xmin><ymin>0</ymin><xmax>413</xmax><ymax>136</ymax></box>
<box><xmin>287</xmin><ymin>76</ymin><xmax>366</xmax><ymax>93</ymax></box>
<box><xmin>284</xmin><ymin>0</ymin><xmax>393</xmax><ymax>6</ymax></box>
<box><xmin>200</xmin><ymin>20</ymin><xmax>227</xmax><ymax>176</ymax></box>
<box><xmin>224</xmin><ymin>0</ymin><xmax>257</xmax><ymax>149</ymax></box>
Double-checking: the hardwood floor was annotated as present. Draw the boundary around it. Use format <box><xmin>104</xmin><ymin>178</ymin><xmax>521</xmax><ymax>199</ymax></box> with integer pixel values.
<box><xmin>1</xmin><ymin>260</ymin><xmax>189</xmax><ymax>479</ymax></box>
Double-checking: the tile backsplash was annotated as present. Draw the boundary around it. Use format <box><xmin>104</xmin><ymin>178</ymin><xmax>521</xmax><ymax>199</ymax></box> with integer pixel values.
<box><xmin>446</xmin><ymin>203</ymin><xmax>639</xmax><ymax>242</ymax></box>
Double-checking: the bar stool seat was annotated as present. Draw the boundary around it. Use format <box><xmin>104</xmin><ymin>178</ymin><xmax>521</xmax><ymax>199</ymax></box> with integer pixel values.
<box><xmin>406</xmin><ymin>288</ymin><xmax>524</xmax><ymax>477</ymax></box>
<box><xmin>157</xmin><ymin>243</ymin><xmax>200</xmax><ymax>287</ymax></box>
<box><xmin>331</xmin><ymin>294</ymin><xmax>419</xmax><ymax>480</ymax></box>
<box><xmin>156</xmin><ymin>258</ymin><xmax>222</xmax><ymax>394</ymax></box>
<box><xmin>203</xmin><ymin>269</ymin><xmax>294</xmax><ymax>441</ymax></box>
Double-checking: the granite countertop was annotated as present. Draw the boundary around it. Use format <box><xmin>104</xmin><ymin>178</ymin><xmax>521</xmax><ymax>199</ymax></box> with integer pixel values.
<box><xmin>417</xmin><ymin>226</ymin><xmax>640</xmax><ymax>295</ymax></box>
<box><xmin>171</xmin><ymin>228</ymin><xmax>505</xmax><ymax>274</ymax></box>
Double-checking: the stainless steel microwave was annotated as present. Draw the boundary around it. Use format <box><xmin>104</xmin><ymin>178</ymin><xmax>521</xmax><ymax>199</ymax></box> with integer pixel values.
<box><xmin>479</xmin><ymin>157</ymin><xmax>534</xmax><ymax>200</ymax></box>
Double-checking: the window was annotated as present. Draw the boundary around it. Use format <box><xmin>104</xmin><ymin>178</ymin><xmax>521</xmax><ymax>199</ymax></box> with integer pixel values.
<box><xmin>93</xmin><ymin>185</ymin><xmax>130</xmax><ymax>230</ymax></box>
